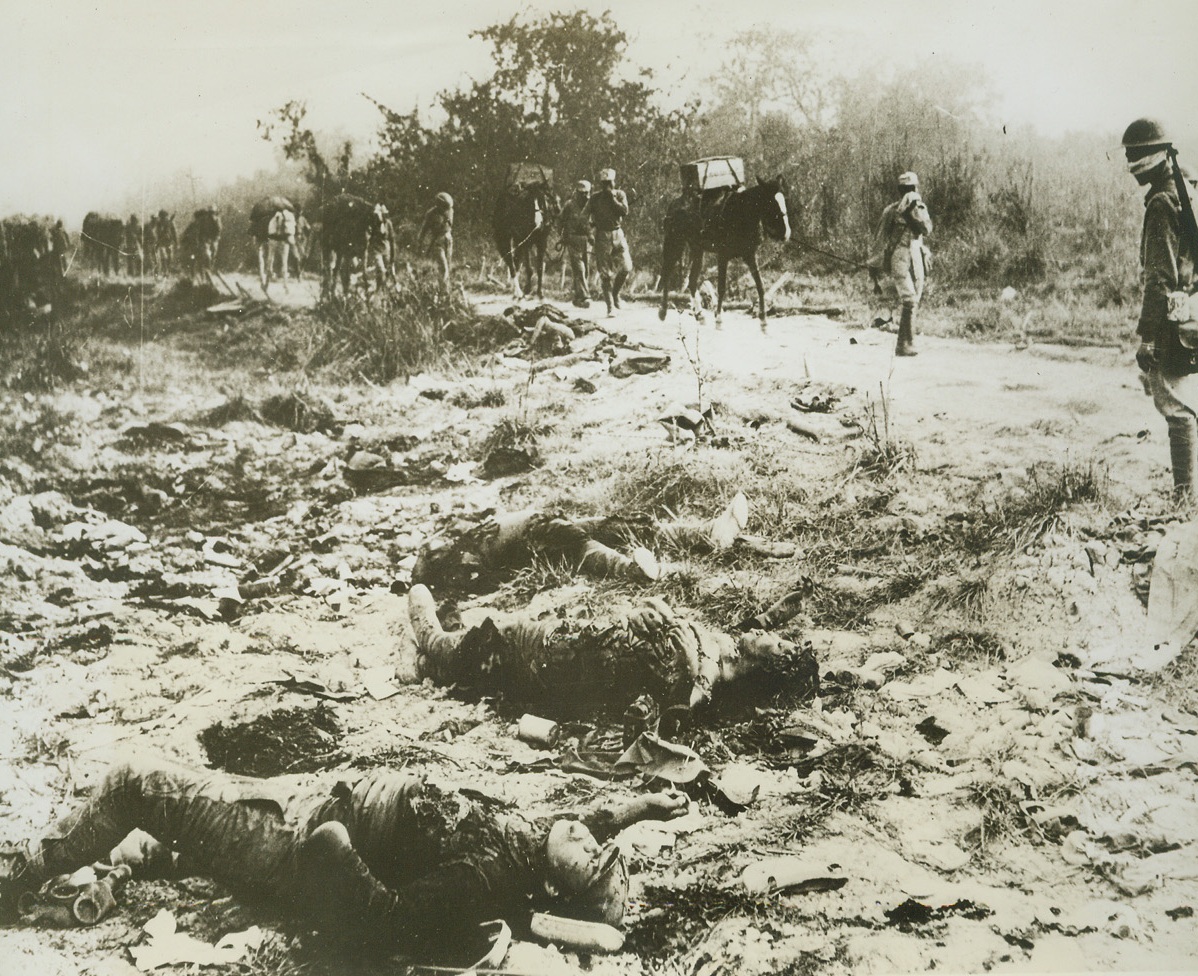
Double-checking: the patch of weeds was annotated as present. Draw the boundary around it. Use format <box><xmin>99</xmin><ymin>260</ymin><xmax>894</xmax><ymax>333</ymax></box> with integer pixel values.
<box><xmin>934</xmin><ymin>629</ymin><xmax>1007</xmax><ymax>666</ymax></box>
<box><xmin>161</xmin><ymin>638</ymin><xmax>206</xmax><ymax>660</ymax></box>
<box><xmin>200</xmin><ymin>705</ymin><xmax>345</xmax><ymax>777</ymax></box>
<box><xmin>504</xmin><ymin>553</ymin><xmax>582</xmax><ymax>603</ymax></box>
<box><xmin>964</xmin><ymin>777</ymin><xmax>1042</xmax><ymax>855</ymax></box>
<box><xmin>451</xmin><ymin>387</ymin><xmax>506</xmax><ymax>409</ymax></box>
<box><xmin>779</xmin><ymin>743</ymin><xmax>909</xmax><ymax>837</ymax></box>
<box><xmin>927</xmin><ymin>570</ymin><xmax>992</xmax><ymax>620</ymax></box>
<box><xmin>0</xmin><ymin>403</ymin><xmax>77</xmax><ymax>462</ymax></box>
<box><xmin>348</xmin><ymin>743</ymin><xmax>458</xmax><ymax>771</ymax></box>
<box><xmin>855</xmin><ymin>383</ymin><xmax>916</xmax><ymax>479</ymax></box>
<box><xmin>259</xmin><ymin>390</ymin><xmax>338</xmax><ymax>433</ymax></box>
<box><xmin>3</xmin><ymin>318</ymin><xmax>91</xmax><ymax>391</ymax></box>
<box><xmin>807</xmin><ymin>568</ymin><xmax>932</xmax><ymax>630</ymax></box>
<box><xmin>627</xmin><ymin>883</ymin><xmax>802</xmax><ymax>961</ymax></box>
<box><xmin>240</xmin><ymin>934</ymin><xmax>312</xmax><ymax>976</ymax></box>
<box><xmin>1141</xmin><ymin>639</ymin><xmax>1198</xmax><ymax>715</ymax></box>
<box><xmin>955</xmin><ymin>460</ymin><xmax>1110</xmax><ymax>555</ymax></box>
<box><xmin>478</xmin><ymin>417</ymin><xmax>541</xmax><ymax>478</ymax></box>
<box><xmin>607</xmin><ymin>452</ymin><xmax>735</xmax><ymax>519</ymax></box>
<box><xmin>201</xmin><ymin>393</ymin><xmax>263</xmax><ymax>426</ymax></box>
<box><xmin>306</xmin><ymin>278</ymin><xmax>471</xmax><ymax>383</ymax></box>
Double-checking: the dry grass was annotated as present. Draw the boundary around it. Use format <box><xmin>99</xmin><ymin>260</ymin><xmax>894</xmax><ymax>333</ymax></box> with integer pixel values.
<box><xmin>953</xmin><ymin>460</ymin><xmax>1112</xmax><ymax>555</ymax></box>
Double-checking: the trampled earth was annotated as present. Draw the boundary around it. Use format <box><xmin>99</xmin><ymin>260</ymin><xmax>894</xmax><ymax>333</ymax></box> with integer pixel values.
<box><xmin>1</xmin><ymin>274</ymin><xmax>1196</xmax><ymax>975</ymax></box>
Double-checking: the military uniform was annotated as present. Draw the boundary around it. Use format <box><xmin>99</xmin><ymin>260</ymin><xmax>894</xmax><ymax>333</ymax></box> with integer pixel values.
<box><xmin>869</xmin><ymin>173</ymin><xmax>933</xmax><ymax>356</ymax></box>
<box><xmin>1124</xmin><ymin>118</ymin><xmax>1198</xmax><ymax>501</ymax></box>
<box><xmin>14</xmin><ymin>757</ymin><xmax>631</xmax><ymax>957</ymax></box>
<box><xmin>558</xmin><ymin>182</ymin><xmax>593</xmax><ymax>306</ymax></box>
<box><xmin>587</xmin><ymin>170</ymin><xmax>632</xmax><ymax>314</ymax></box>
<box><xmin>419</xmin><ymin>192</ymin><xmax>455</xmax><ymax>286</ymax></box>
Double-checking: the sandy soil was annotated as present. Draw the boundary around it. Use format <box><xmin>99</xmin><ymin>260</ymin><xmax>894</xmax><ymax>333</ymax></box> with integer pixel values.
<box><xmin>1</xmin><ymin>274</ymin><xmax>1196</xmax><ymax>975</ymax></box>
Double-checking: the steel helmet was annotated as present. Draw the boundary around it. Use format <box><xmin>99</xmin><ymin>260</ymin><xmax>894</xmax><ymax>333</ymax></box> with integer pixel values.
<box><xmin>435</xmin><ymin>192</ymin><xmax>454</xmax><ymax>208</ymax></box>
<box><xmin>576</xmin><ymin>179</ymin><xmax>592</xmax><ymax>193</ymax></box>
<box><xmin>897</xmin><ymin>171</ymin><xmax>919</xmax><ymax>189</ymax></box>
<box><xmin>1121</xmin><ymin>118</ymin><xmax>1171</xmax><ymax>149</ymax></box>
<box><xmin>598</xmin><ymin>168</ymin><xmax>616</xmax><ymax>184</ymax></box>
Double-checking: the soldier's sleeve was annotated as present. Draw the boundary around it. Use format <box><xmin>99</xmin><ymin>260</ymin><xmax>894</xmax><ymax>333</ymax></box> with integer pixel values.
<box><xmin>1139</xmin><ymin>195</ymin><xmax>1182</xmax><ymax>342</ymax></box>
<box><xmin>614</xmin><ymin>190</ymin><xmax>630</xmax><ymax>216</ymax></box>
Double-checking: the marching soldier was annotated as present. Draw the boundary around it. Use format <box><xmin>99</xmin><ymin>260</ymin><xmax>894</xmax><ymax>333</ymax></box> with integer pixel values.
<box><xmin>587</xmin><ymin>169</ymin><xmax>632</xmax><ymax>316</ymax></box>
<box><xmin>418</xmin><ymin>192</ymin><xmax>455</xmax><ymax>287</ymax></box>
<box><xmin>869</xmin><ymin>172</ymin><xmax>933</xmax><ymax>357</ymax></box>
<box><xmin>558</xmin><ymin>180</ymin><xmax>593</xmax><ymax>307</ymax></box>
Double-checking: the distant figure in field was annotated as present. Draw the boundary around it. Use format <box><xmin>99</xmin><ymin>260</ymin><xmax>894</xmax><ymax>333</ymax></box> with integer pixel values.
<box><xmin>418</xmin><ymin>192</ymin><xmax>455</xmax><ymax>288</ymax></box>
<box><xmin>868</xmin><ymin>171</ymin><xmax>933</xmax><ymax>357</ymax></box>
<box><xmin>587</xmin><ymin>169</ymin><xmax>632</xmax><ymax>316</ymax></box>
<box><xmin>365</xmin><ymin>204</ymin><xmax>398</xmax><ymax>293</ymax></box>
<box><xmin>250</xmin><ymin>196</ymin><xmax>298</xmax><ymax>295</ymax></box>
<box><xmin>558</xmin><ymin>180</ymin><xmax>593</xmax><ymax>308</ymax></box>
<box><xmin>289</xmin><ymin>206</ymin><xmax>312</xmax><ymax>279</ymax></box>
<box><xmin>153</xmin><ymin>211</ymin><xmax>177</xmax><ymax>274</ymax></box>
<box><xmin>179</xmin><ymin>208</ymin><xmax>222</xmax><ymax>283</ymax></box>
<box><xmin>1123</xmin><ymin>117</ymin><xmax>1198</xmax><ymax>503</ymax></box>
<box><xmin>51</xmin><ymin>220</ymin><xmax>70</xmax><ymax>276</ymax></box>
<box><xmin>123</xmin><ymin>215</ymin><xmax>144</xmax><ymax>276</ymax></box>
<box><xmin>81</xmin><ymin>213</ymin><xmax>124</xmax><ymax>276</ymax></box>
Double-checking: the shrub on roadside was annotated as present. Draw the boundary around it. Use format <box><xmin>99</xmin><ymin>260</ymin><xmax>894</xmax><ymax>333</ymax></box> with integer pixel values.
<box><xmin>306</xmin><ymin>277</ymin><xmax>473</xmax><ymax>383</ymax></box>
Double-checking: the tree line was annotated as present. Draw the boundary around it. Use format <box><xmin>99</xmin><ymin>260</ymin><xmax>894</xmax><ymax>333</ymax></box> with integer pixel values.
<box><xmin>255</xmin><ymin>8</ymin><xmax>1136</xmax><ymax>298</ymax></box>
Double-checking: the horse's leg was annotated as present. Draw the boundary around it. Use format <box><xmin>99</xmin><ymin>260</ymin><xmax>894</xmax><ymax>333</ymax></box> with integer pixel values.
<box><xmin>534</xmin><ymin>239</ymin><xmax>545</xmax><ymax>299</ymax></box>
<box><xmin>658</xmin><ymin>230</ymin><xmax>678</xmax><ymax>321</ymax></box>
<box><xmin>258</xmin><ymin>241</ymin><xmax>269</xmax><ymax>294</ymax></box>
<box><xmin>688</xmin><ymin>246</ymin><xmax>705</xmax><ymax>322</ymax></box>
<box><xmin>507</xmin><ymin>244</ymin><xmax>523</xmax><ymax>299</ymax></box>
<box><xmin>715</xmin><ymin>254</ymin><xmax>728</xmax><ymax>326</ymax></box>
<box><xmin>280</xmin><ymin>242</ymin><xmax>290</xmax><ymax>292</ymax></box>
<box><xmin>747</xmin><ymin>250</ymin><xmax>768</xmax><ymax>329</ymax></box>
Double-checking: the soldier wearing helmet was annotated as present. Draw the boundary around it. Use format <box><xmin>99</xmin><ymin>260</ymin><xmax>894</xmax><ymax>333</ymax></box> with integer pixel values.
<box><xmin>418</xmin><ymin>191</ymin><xmax>456</xmax><ymax>287</ymax></box>
<box><xmin>868</xmin><ymin>171</ymin><xmax>934</xmax><ymax>357</ymax></box>
<box><xmin>557</xmin><ymin>179</ymin><xmax>594</xmax><ymax>307</ymax></box>
<box><xmin>1123</xmin><ymin>117</ymin><xmax>1198</xmax><ymax>503</ymax></box>
<box><xmin>586</xmin><ymin>168</ymin><xmax>632</xmax><ymax>316</ymax></box>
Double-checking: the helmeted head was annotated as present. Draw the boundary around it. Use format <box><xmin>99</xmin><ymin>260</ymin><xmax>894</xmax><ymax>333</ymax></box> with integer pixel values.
<box><xmin>897</xmin><ymin>171</ymin><xmax>919</xmax><ymax>193</ymax></box>
<box><xmin>1122</xmin><ymin>118</ymin><xmax>1172</xmax><ymax>184</ymax></box>
<box><xmin>575</xmin><ymin>179</ymin><xmax>591</xmax><ymax>197</ymax></box>
<box><xmin>598</xmin><ymin>168</ymin><xmax>616</xmax><ymax>187</ymax></box>
<box><xmin>544</xmin><ymin>819</ymin><xmax>628</xmax><ymax>926</ymax></box>
<box><xmin>435</xmin><ymin>192</ymin><xmax>454</xmax><ymax>210</ymax></box>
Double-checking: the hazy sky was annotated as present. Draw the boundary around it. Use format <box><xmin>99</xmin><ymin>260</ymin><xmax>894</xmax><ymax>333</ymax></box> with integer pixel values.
<box><xmin>3</xmin><ymin>0</ymin><xmax>1196</xmax><ymax>221</ymax></box>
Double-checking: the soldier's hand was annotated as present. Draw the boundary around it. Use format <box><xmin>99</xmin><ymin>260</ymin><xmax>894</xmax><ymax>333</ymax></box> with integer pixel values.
<box><xmin>1136</xmin><ymin>341</ymin><xmax>1157</xmax><ymax>372</ymax></box>
<box><xmin>641</xmin><ymin>790</ymin><xmax>689</xmax><ymax>821</ymax></box>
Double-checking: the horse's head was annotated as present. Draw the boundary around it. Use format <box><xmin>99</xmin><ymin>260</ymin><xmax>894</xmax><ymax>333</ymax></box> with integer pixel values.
<box><xmin>756</xmin><ymin>174</ymin><xmax>791</xmax><ymax>243</ymax></box>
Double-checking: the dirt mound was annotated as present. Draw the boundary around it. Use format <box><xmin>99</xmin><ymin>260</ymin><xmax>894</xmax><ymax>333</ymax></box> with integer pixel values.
<box><xmin>200</xmin><ymin>705</ymin><xmax>345</xmax><ymax>777</ymax></box>
<box><xmin>258</xmin><ymin>391</ymin><xmax>338</xmax><ymax>433</ymax></box>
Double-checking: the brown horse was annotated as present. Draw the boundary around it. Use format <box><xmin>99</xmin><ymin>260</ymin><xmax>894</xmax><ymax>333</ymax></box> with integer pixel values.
<box><xmin>659</xmin><ymin>176</ymin><xmax>791</xmax><ymax>327</ymax></box>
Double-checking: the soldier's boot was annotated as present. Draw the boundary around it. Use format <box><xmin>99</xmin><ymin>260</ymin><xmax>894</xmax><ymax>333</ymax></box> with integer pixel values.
<box><xmin>896</xmin><ymin>304</ymin><xmax>917</xmax><ymax>357</ymax></box>
<box><xmin>1167</xmin><ymin>414</ymin><xmax>1198</xmax><ymax>505</ymax></box>
<box><xmin>602</xmin><ymin>280</ymin><xmax>614</xmax><ymax>316</ymax></box>
<box><xmin>655</xmin><ymin>493</ymin><xmax>748</xmax><ymax>553</ymax></box>
<box><xmin>578</xmin><ymin>540</ymin><xmax>659</xmax><ymax>581</ymax></box>
<box><xmin>407</xmin><ymin>585</ymin><xmax>462</xmax><ymax>664</ymax></box>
